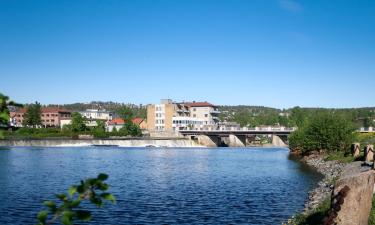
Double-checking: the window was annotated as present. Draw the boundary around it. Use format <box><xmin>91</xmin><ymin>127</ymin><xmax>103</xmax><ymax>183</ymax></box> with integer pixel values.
<box><xmin>205</xmin><ymin>114</ymin><xmax>208</xmax><ymax>117</ymax></box>
<box><xmin>193</xmin><ymin>108</ymin><xmax>196</xmax><ymax>111</ymax></box>
<box><xmin>193</xmin><ymin>114</ymin><xmax>196</xmax><ymax>117</ymax></box>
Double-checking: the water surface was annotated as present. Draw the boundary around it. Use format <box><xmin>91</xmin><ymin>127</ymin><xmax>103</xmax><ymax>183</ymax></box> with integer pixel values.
<box><xmin>0</xmin><ymin>147</ymin><xmax>320</xmax><ymax>224</ymax></box>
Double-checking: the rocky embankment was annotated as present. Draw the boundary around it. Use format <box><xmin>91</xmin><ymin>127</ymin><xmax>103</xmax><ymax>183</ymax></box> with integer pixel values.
<box><xmin>300</xmin><ymin>153</ymin><xmax>346</xmax><ymax>212</ymax></box>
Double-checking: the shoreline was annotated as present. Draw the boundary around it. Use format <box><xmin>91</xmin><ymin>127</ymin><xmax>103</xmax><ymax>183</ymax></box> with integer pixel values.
<box><xmin>298</xmin><ymin>153</ymin><xmax>346</xmax><ymax>213</ymax></box>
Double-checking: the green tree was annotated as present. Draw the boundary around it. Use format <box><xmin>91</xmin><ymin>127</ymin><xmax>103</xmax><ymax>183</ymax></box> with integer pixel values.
<box><xmin>37</xmin><ymin>173</ymin><xmax>115</xmax><ymax>225</ymax></box>
<box><xmin>118</xmin><ymin>123</ymin><xmax>142</xmax><ymax>136</ymax></box>
<box><xmin>92</xmin><ymin>120</ymin><xmax>107</xmax><ymax>138</ymax></box>
<box><xmin>289</xmin><ymin>112</ymin><xmax>355</xmax><ymax>154</ymax></box>
<box><xmin>0</xmin><ymin>93</ymin><xmax>22</xmax><ymax>128</ymax></box>
<box><xmin>23</xmin><ymin>101</ymin><xmax>42</xmax><ymax>128</ymax></box>
<box><xmin>70</xmin><ymin>112</ymin><xmax>87</xmax><ymax>132</ymax></box>
<box><xmin>116</xmin><ymin>106</ymin><xmax>134</xmax><ymax>122</ymax></box>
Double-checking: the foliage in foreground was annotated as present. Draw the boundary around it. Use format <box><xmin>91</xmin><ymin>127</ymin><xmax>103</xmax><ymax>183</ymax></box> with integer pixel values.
<box><xmin>289</xmin><ymin>112</ymin><xmax>355</xmax><ymax>154</ymax></box>
<box><xmin>369</xmin><ymin>194</ymin><xmax>375</xmax><ymax>225</ymax></box>
<box><xmin>285</xmin><ymin>197</ymin><xmax>331</xmax><ymax>225</ymax></box>
<box><xmin>37</xmin><ymin>173</ymin><xmax>115</xmax><ymax>225</ymax></box>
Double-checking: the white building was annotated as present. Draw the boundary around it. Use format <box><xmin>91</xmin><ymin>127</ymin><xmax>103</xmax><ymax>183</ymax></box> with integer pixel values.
<box><xmin>79</xmin><ymin>109</ymin><xmax>113</xmax><ymax>121</ymax></box>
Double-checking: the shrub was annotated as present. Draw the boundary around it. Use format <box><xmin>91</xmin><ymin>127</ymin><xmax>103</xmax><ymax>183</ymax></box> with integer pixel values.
<box><xmin>37</xmin><ymin>173</ymin><xmax>115</xmax><ymax>225</ymax></box>
<box><xmin>289</xmin><ymin>112</ymin><xmax>355</xmax><ymax>154</ymax></box>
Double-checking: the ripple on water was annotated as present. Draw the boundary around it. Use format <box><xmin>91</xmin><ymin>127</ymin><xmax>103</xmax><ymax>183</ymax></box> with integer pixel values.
<box><xmin>0</xmin><ymin>147</ymin><xmax>321</xmax><ymax>225</ymax></box>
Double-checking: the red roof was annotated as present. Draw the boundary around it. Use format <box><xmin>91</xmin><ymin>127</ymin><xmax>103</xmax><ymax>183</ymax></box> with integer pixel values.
<box><xmin>41</xmin><ymin>107</ymin><xmax>71</xmax><ymax>113</ymax></box>
<box><xmin>14</xmin><ymin>107</ymin><xmax>71</xmax><ymax>114</ymax></box>
<box><xmin>184</xmin><ymin>101</ymin><xmax>215</xmax><ymax>107</ymax></box>
<box><xmin>108</xmin><ymin>118</ymin><xmax>144</xmax><ymax>125</ymax></box>
<box><xmin>132</xmin><ymin>118</ymin><xmax>144</xmax><ymax>125</ymax></box>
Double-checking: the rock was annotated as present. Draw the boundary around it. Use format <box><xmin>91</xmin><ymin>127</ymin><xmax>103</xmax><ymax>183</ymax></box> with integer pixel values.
<box><xmin>301</xmin><ymin>153</ymin><xmax>346</xmax><ymax>213</ymax></box>
<box><xmin>331</xmin><ymin>168</ymin><xmax>375</xmax><ymax>225</ymax></box>
<box><xmin>351</xmin><ymin>143</ymin><xmax>360</xmax><ymax>158</ymax></box>
<box><xmin>365</xmin><ymin>145</ymin><xmax>374</xmax><ymax>162</ymax></box>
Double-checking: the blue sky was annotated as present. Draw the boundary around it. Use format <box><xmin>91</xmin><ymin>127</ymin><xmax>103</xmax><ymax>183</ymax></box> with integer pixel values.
<box><xmin>1</xmin><ymin>0</ymin><xmax>374</xmax><ymax>108</ymax></box>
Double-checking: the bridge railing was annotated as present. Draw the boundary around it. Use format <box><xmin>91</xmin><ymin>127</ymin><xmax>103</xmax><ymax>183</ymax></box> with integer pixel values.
<box><xmin>183</xmin><ymin>126</ymin><xmax>297</xmax><ymax>132</ymax></box>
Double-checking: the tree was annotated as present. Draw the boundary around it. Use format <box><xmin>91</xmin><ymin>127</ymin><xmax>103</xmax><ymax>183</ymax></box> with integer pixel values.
<box><xmin>70</xmin><ymin>112</ymin><xmax>87</xmax><ymax>132</ymax></box>
<box><xmin>118</xmin><ymin>123</ymin><xmax>142</xmax><ymax>136</ymax></box>
<box><xmin>0</xmin><ymin>93</ymin><xmax>22</xmax><ymax>128</ymax></box>
<box><xmin>116</xmin><ymin>106</ymin><xmax>134</xmax><ymax>122</ymax></box>
<box><xmin>23</xmin><ymin>102</ymin><xmax>42</xmax><ymax>128</ymax></box>
<box><xmin>37</xmin><ymin>173</ymin><xmax>115</xmax><ymax>225</ymax></box>
<box><xmin>289</xmin><ymin>112</ymin><xmax>355</xmax><ymax>154</ymax></box>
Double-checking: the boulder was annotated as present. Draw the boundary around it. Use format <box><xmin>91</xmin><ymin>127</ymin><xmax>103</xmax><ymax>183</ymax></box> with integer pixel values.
<box><xmin>351</xmin><ymin>143</ymin><xmax>360</xmax><ymax>158</ymax></box>
<box><xmin>365</xmin><ymin>145</ymin><xmax>374</xmax><ymax>162</ymax></box>
<box><xmin>330</xmin><ymin>164</ymin><xmax>375</xmax><ymax>225</ymax></box>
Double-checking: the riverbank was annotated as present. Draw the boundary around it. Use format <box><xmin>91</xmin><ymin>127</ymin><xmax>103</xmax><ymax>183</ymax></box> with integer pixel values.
<box><xmin>300</xmin><ymin>153</ymin><xmax>346</xmax><ymax>212</ymax></box>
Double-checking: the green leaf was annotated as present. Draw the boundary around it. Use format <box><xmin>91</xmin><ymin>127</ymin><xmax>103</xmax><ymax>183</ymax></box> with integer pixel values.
<box><xmin>76</xmin><ymin>184</ymin><xmax>85</xmax><ymax>194</ymax></box>
<box><xmin>43</xmin><ymin>201</ymin><xmax>57</xmax><ymax>212</ymax></box>
<box><xmin>97</xmin><ymin>183</ymin><xmax>109</xmax><ymax>191</ymax></box>
<box><xmin>68</xmin><ymin>186</ymin><xmax>77</xmax><ymax>197</ymax></box>
<box><xmin>43</xmin><ymin>200</ymin><xmax>55</xmax><ymax>208</ymax></box>
<box><xmin>75</xmin><ymin>210</ymin><xmax>92</xmax><ymax>221</ymax></box>
<box><xmin>97</xmin><ymin>173</ymin><xmax>108</xmax><ymax>181</ymax></box>
<box><xmin>61</xmin><ymin>215</ymin><xmax>72</xmax><ymax>225</ymax></box>
<box><xmin>70</xmin><ymin>199</ymin><xmax>81</xmax><ymax>207</ymax></box>
<box><xmin>56</xmin><ymin>193</ymin><xmax>67</xmax><ymax>201</ymax></box>
<box><xmin>61</xmin><ymin>211</ymin><xmax>74</xmax><ymax>225</ymax></box>
<box><xmin>37</xmin><ymin>211</ymin><xmax>48</xmax><ymax>223</ymax></box>
<box><xmin>90</xmin><ymin>196</ymin><xmax>103</xmax><ymax>207</ymax></box>
<box><xmin>100</xmin><ymin>193</ymin><xmax>116</xmax><ymax>203</ymax></box>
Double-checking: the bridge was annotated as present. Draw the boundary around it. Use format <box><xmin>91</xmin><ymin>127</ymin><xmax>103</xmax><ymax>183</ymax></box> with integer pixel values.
<box><xmin>179</xmin><ymin>127</ymin><xmax>296</xmax><ymax>147</ymax></box>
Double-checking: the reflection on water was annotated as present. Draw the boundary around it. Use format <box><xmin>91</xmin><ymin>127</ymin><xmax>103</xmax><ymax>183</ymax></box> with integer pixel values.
<box><xmin>0</xmin><ymin>147</ymin><xmax>321</xmax><ymax>225</ymax></box>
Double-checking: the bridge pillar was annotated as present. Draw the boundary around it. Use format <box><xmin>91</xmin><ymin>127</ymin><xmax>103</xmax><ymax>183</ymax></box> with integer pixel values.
<box><xmin>228</xmin><ymin>134</ymin><xmax>246</xmax><ymax>147</ymax></box>
<box><xmin>197</xmin><ymin>135</ymin><xmax>218</xmax><ymax>147</ymax></box>
<box><xmin>272</xmin><ymin>135</ymin><xmax>287</xmax><ymax>147</ymax></box>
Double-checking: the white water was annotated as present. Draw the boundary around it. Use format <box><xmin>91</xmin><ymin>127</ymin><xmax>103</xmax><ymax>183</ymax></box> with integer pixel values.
<box><xmin>0</xmin><ymin>139</ymin><xmax>203</xmax><ymax>147</ymax></box>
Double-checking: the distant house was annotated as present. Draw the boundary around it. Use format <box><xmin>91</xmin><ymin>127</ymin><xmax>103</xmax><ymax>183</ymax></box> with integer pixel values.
<box><xmin>10</xmin><ymin>107</ymin><xmax>71</xmax><ymax>128</ymax></box>
<box><xmin>79</xmin><ymin>109</ymin><xmax>113</xmax><ymax>121</ymax></box>
<box><xmin>106</xmin><ymin>118</ymin><xmax>147</xmax><ymax>132</ymax></box>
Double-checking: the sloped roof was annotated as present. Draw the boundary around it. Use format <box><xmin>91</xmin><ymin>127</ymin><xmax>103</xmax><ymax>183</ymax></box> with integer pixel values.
<box><xmin>13</xmin><ymin>107</ymin><xmax>71</xmax><ymax>114</ymax></box>
<box><xmin>107</xmin><ymin>118</ymin><xmax>144</xmax><ymax>125</ymax></box>
<box><xmin>184</xmin><ymin>101</ymin><xmax>215</xmax><ymax>107</ymax></box>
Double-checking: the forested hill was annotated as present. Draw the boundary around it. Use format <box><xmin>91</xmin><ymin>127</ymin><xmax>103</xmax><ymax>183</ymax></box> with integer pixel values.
<box><xmin>218</xmin><ymin>105</ymin><xmax>375</xmax><ymax>128</ymax></box>
<box><xmin>46</xmin><ymin>101</ymin><xmax>147</xmax><ymax>119</ymax></box>
<box><xmin>19</xmin><ymin>101</ymin><xmax>375</xmax><ymax>127</ymax></box>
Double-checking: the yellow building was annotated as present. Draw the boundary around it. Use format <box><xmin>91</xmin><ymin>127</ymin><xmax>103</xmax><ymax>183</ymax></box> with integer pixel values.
<box><xmin>147</xmin><ymin>99</ymin><xmax>220</xmax><ymax>133</ymax></box>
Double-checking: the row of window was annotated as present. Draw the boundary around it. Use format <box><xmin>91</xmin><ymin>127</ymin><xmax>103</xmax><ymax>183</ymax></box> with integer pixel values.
<box><xmin>172</xmin><ymin>120</ymin><xmax>203</xmax><ymax>125</ymax></box>
<box><xmin>156</xmin><ymin>106</ymin><xmax>164</xmax><ymax>111</ymax></box>
<box><xmin>42</xmin><ymin>119</ymin><xmax>55</xmax><ymax>122</ymax></box>
<box><xmin>155</xmin><ymin>113</ymin><xmax>164</xmax><ymax>117</ymax></box>
<box><xmin>156</xmin><ymin>119</ymin><xmax>164</xmax><ymax>124</ymax></box>
<box><xmin>155</xmin><ymin>126</ymin><xmax>164</xmax><ymax>131</ymax></box>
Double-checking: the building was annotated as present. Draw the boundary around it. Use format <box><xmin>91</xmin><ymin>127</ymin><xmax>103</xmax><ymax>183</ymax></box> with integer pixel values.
<box><xmin>79</xmin><ymin>109</ymin><xmax>113</xmax><ymax>121</ymax></box>
<box><xmin>146</xmin><ymin>99</ymin><xmax>220</xmax><ymax>133</ymax></box>
<box><xmin>10</xmin><ymin>107</ymin><xmax>71</xmax><ymax>127</ymax></box>
<box><xmin>106</xmin><ymin>118</ymin><xmax>147</xmax><ymax>132</ymax></box>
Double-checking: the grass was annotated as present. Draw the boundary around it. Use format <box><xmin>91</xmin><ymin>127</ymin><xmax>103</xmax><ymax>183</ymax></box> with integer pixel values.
<box><xmin>325</xmin><ymin>151</ymin><xmax>356</xmax><ymax>163</ymax></box>
<box><xmin>355</xmin><ymin>133</ymin><xmax>375</xmax><ymax>146</ymax></box>
<box><xmin>369</xmin><ymin>194</ymin><xmax>375</xmax><ymax>225</ymax></box>
<box><xmin>286</xmin><ymin>197</ymin><xmax>331</xmax><ymax>225</ymax></box>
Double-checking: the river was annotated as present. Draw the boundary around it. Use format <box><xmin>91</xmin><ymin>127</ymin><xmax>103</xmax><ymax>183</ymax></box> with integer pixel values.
<box><xmin>0</xmin><ymin>147</ymin><xmax>321</xmax><ymax>224</ymax></box>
